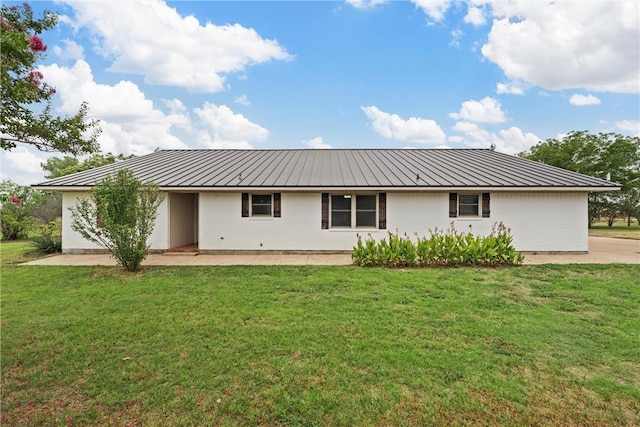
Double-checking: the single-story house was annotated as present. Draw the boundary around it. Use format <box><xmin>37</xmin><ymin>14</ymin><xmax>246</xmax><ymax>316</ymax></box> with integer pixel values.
<box><xmin>34</xmin><ymin>149</ymin><xmax>620</xmax><ymax>253</ymax></box>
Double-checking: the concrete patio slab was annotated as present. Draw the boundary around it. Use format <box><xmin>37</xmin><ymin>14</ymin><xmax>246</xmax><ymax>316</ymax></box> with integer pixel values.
<box><xmin>19</xmin><ymin>236</ymin><xmax>639</xmax><ymax>266</ymax></box>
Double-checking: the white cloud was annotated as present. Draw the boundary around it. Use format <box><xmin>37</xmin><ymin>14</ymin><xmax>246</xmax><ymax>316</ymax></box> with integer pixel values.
<box><xmin>464</xmin><ymin>5</ymin><xmax>486</xmax><ymax>26</ymax></box>
<box><xmin>449</xmin><ymin>97</ymin><xmax>506</xmax><ymax>123</ymax></box>
<box><xmin>569</xmin><ymin>94</ymin><xmax>601</xmax><ymax>106</ymax></box>
<box><xmin>303</xmin><ymin>137</ymin><xmax>332</xmax><ymax>149</ymax></box>
<box><xmin>482</xmin><ymin>1</ymin><xmax>639</xmax><ymax>93</ymax></box>
<box><xmin>65</xmin><ymin>0</ymin><xmax>292</xmax><ymax>93</ymax></box>
<box><xmin>0</xmin><ymin>147</ymin><xmax>55</xmax><ymax>185</ymax></box>
<box><xmin>449</xmin><ymin>29</ymin><xmax>464</xmax><ymax>48</ymax></box>
<box><xmin>412</xmin><ymin>0</ymin><xmax>453</xmax><ymax>23</ymax></box>
<box><xmin>346</xmin><ymin>0</ymin><xmax>387</xmax><ymax>9</ymax></box>
<box><xmin>361</xmin><ymin>106</ymin><xmax>446</xmax><ymax>144</ymax></box>
<box><xmin>52</xmin><ymin>39</ymin><xmax>84</xmax><ymax>61</ymax></box>
<box><xmin>234</xmin><ymin>94</ymin><xmax>251</xmax><ymax>106</ymax></box>
<box><xmin>194</xmin><ymin>103</ymin><xmax>269</xmax><ymax>148</ymax></box>
<box><xmin>496</xmin><ymin>81</ymin><xmax>525</xmax><ymax>95</ymax></box>
<box><xmin>450</xmin><ymin>121</ymin><xmax>540</xmax><ymax>154</ymax></box>
<box><xmin>616</xmin><ymin>120</ymin><xmax>640</xmax><ymax>135</ymax></box>
<box><xmin>38</xmin><ymin>60</ymin><xmax>189</xmax><ymax>155</ymax></box>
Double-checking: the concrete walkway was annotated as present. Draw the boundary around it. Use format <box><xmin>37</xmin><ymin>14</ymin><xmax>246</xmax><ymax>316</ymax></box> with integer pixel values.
<box><xmin>20</xmin><ymin>236</ymin><xmax>639</xmax><ymax>266</ymax></box>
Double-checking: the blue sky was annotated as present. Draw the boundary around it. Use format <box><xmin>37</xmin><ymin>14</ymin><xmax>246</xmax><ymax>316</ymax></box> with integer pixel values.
<box><xmin>2</xmin><ymin>0</ymin><xmax>639</xmax><ymax>184</ymax></box>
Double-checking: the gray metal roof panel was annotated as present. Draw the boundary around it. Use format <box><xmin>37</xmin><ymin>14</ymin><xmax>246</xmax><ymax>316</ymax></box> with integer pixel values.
<box><xmin>33</xmin><ymin>149</ymin><xmax>620</xmax><ymax>189</ymax></box>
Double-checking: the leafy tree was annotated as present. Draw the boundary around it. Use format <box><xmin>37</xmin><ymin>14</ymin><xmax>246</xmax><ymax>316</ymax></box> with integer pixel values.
<box><xmin>42</xmin><ymin>153</ymin><xmax>135</xmax><ymax>179</ymax></box>
<box><xmin>519</xmin><ymin>131</ymin><xmax>640</xmax><ymax>227</ymax></box>
<box><xmin>69</xmin><ymin>169</ymin><xmax>164</xmax><ymax>272</ymax></box>
<box><xmin>1</xmin><ymin>3</ymin><xmax>101</xmax><ymax>155</ymax></box>
<box><xmin>0</xmin><ymin>180</ymin><xmax>62</xmax><ymax>239</ymax></box>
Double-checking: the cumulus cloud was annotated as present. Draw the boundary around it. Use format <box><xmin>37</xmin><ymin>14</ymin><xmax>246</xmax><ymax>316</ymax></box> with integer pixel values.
<box><xmin>482</xmin><ymin>1</ymin><xmax>639</xmax><ymax>93</ymax></box>
<box><xmin>449</xmin><ymin>97</ymin><xmax>506</xmax><ymax>123</ymax></box>
<box><xmin>569</xmin><ymin>94</ymin><xmax>601</xmax><ymax>106</ymax></box>
<box><xmin>234</xmin><ymin>94</ymin><xmax>251</xmax><ymax>106</ymax></box>
<box><xmin>303</xmin><ymin>137</ymin><xmax>332</xmax><ymax>149</ymax></box>
<box><xmin>346</xmin><ymin>0</ymin><xmax>387</xmax><ymax>9</ymax></box>
<box><xmin>450</xmin><ymin>121</ymin><xmax>540</xmax><ymax>154</ymax></box>
<box><xmin>194</xmin><ymin>103</ymin><xmax>269</xmax><ymax>148</ymax></box>
<box><xmin>38</xmin><ymin>60</ymin><xmax>189</xmax><ymax>155</ymax></box>
<box><xmin>36</xmin><ymin>60</ymin><xmax>268</xmax><ymax>157</ymax></box>
<box><xmin>412</xmin><ymin>0</ymin><xmax>453</xmax><ymax>23</ymax></box>
<box><xmin>361</xmin><ymin>106</ymin><xmax>446</xmax><ymax>144</ymax></box>
<box><xmin>464</xmin><ymin>5</ymin><xmax>486</xmax><ymax>26</ymax></box>
<box><xmin>496</xmin><ymin>81</ymin><xmax>525</xmax><ymax>95</ymax></box>
<box><xmin>64</xmin><ymin>0</ymin><xmax>292</xmax><ymax>93</ymax></box>
<box><xmin>0</xmin><ymin>147</ymin><xmax>54</xmax><ymax>185</ymax></box>
<box><xmin>52</xmin><ymin>39</ymin><xmax>84</xmax><ymax>61</ymax></box>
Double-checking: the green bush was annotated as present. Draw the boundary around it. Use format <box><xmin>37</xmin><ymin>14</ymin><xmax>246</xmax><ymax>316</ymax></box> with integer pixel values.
<box><xmin>69</xmin><ymin>169</ymin><xmax>163</xmax><ymax>272</ymax></box>
<box><xmin>29</xmin><ymin>220</ymin><xmax>62</xmax><ymax>254</ymax></box>
<box><xmin>353</xmin><ymin>222</ymin><xmax>524</xmax><ymax>268</ymax></box>
<box><xmin>1</xmin><ymin>200</ymin><xmax>29</xmax><ymax>240</ymax></box>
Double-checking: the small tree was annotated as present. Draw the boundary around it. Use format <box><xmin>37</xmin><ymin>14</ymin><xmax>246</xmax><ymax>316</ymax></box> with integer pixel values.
<box><xmin>69</xmin><ymin>169</ymin><xmax>164</xmax><ymax>272</ymax></box>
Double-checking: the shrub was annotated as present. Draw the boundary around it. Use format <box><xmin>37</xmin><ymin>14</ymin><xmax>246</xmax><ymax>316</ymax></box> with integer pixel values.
<box><xmin>1</xmin><ymin>197</ymin><xmax>29</xmax><ymax>240</ymax></box>
<box><xmin>29</xmin><ymin>220</ymin><xmax>62</xmax><ymax>254</ymax></box>
<box><xmin>69</xmin><ymin>169</ymin><xmax>164</xmax><ymax>272</ymax></box>
<box><xmin>353</xmin><ymin>222</ymin><xmax>524</xmax><ymax>268</ymax></box>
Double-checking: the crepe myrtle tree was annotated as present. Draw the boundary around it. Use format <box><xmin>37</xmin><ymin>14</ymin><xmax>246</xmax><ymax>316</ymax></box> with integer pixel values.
<box><xmin>1</xmin><ymin>3</ymin><xmax>100</xmax><ymax>154</ymax></box>
<box><xmin>69</xmin><ymin>169</ymin><xmax>164</xmax><ymax>272</ymax></box>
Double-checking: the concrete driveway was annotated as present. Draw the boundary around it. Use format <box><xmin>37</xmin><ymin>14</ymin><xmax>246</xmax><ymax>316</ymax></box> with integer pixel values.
<box><xmin>20</xmin><ymin>236</ymin><xmax>639</xmax><ymax>266</ymax></box>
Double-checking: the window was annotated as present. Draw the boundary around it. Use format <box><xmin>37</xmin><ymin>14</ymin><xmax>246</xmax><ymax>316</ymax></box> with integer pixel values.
<box><xmin>331</xmin><ymin>195</ymin><xmax>351</xmax><ymax>227</ymax></box>
<box><xmin>449</xmin><ymin>193</ymin><xmax>490</xmax><ymax>218</ymax></box>
<box><xmin>356</xmin><ymin>195</ymin><xmax>376</xmax><ymax>227</ymax></box>
<box><xmin>458</xmin><ymin>194</ymin><xmax>479</xmax><ymax>216</ymax></box>
<box><xmin>252</xmin><ymin>194</ymin><xmax>272</xmax><ymax>216</ymax></box>
<box><xmin>242</xmin><ymin>193</ymin><xmax>281</xmax><ymax>218</ymax></box>
<box><xmin>327</xmin><ymin>194</ymin><xmax>379</xmax><ymax>228</ymax></box>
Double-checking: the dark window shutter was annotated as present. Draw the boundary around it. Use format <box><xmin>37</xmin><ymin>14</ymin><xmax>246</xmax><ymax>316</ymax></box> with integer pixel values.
<box><xmin>378</xmin><ymin>193</ymin><xmax>387</xmax><ymax>229</ymax></box>
<box><xmin>273</xmin><ymin>193</ymin><xmax>281</xmax><ymax>217</ymax></box>
<box><xmin>321</xmin><ymin>193</ymin><xmax>329</xmax><ymax>229</ymax></box>
<box><xmin>241</xmin><ymin>192</ymin><xmax>249</xmax><ymax>217</ymax></box>
<box><xmin>449</xmin><ymin>193</ymin><xmax>458</xmax><ymax>218</ymax></box>
<box><xmin>482</xmin><ymin>192</ymin><xmax>490</xmax><ymax>218</ymax></box>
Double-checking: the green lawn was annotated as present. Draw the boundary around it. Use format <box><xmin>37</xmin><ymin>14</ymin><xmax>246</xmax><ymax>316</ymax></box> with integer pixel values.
<box><xmin>2</xmin><ymin>262</ymin><xmax>639</xmax><ymax>426</ymax></box>
<box><xmin>590</xmin><ymin>220</ymin><xmax>640</xmax><ymax>240</ymax></box>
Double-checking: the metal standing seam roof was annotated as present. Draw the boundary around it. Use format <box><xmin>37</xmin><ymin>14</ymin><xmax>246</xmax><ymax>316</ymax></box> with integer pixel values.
<box><xmin>33</xmin><ymin>149</ymin><xmax>621</xmax><ymax>190</ymax></box>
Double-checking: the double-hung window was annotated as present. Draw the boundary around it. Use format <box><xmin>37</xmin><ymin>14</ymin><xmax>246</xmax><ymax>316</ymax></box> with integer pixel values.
<box><xmin>251</xmin><ymin>194</ymin><xmax>272</xmax><ymax>216</ymax></box>
<box><xmin>242</xmin><ymin>193</ymin><xmax>281</xmax><ymax>218</ymax></box>
<box><xmin>329</xmin><ymin>194</ymin><xmax>378</xmax><ymax>228</ymax></box>
<box><xmin>458</xmin><ymin>194</ymin><xmax>479</xmax><ymax>217</ymax></box>
<box><xmin>449</xmin><ymin>192</ymin><xmax>490</xmax><ymax>218</ymax></box>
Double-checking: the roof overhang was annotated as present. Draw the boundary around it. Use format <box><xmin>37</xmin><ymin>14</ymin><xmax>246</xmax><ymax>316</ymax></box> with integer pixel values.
<box><xmin>33</xmin><ymin>185</ymin><xmax>621</xmax><ymax>193</ymax></box>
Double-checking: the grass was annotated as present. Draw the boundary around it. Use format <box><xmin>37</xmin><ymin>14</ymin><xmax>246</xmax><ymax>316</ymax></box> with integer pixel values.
<box><xmin>2</xmin><ymin>262</ymin><xmax>639</xmax><ymax>426</ymax></box>
<box><xmin>589</xmin><ymin>220</ymin><xmax>640</xmax><ymax>240</ymax></box>
<box><xmin>0</xmin><ymin>240</ymin><xmax>43</xmax><ymax>266</ymax></box>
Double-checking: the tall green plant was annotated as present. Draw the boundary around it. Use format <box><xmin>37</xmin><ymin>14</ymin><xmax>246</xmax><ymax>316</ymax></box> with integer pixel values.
<box><xmin>353</xmin><ymin>222</ymin><xmax>524</xmax><ymax>268</ymax></box>
<box><xmin>69</xmin><ymin>169</ymin><xmax>164</xmax><ymax>272</ymax></box>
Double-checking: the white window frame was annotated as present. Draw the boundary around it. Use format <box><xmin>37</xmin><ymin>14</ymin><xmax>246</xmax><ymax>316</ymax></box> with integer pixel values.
<box><xmin>250</xmin><ymin>193</ymin><xmax>273</xmax><ymax>217</ymax></box>
<box><xmin>330</xmin><ymin>193</ymin><xmax>377</xmax><ymax>229</ymax></box>
<box><xmin>458</xmin><ymin>193</ymin><xmax>480</xmax><ymax>217</ymax></box>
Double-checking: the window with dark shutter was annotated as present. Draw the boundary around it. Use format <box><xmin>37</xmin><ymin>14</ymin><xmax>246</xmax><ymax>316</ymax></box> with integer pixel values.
<box><xmin>459</xmin><ymin>194</ymin><xmax>479</xmax><ymax>216</ymax></box>
<box><xmin>242</xmin><ymin>193</ymin><xmax>249</xmax><ymax>217</ymax></box>
<box><xmin>321</xmin><ymin>193</ymin><xmax>329</xmax><ymax>229</ymax></box>
<box><xmin>378</xmin><ymin>193</ymin><xmax>386</xmax><ymax>229</ymax></box>
<box><xmin>482</xmin><ymin>193</ymin><xmax>490</xmax><ymax>218</ymax></box>
<box><xmin>449</xmin><ymin>193</ymin><xmax>458</xmax><ymax>218</ymax></box>
<box><xmin>251</xmin><ymin>194</ymin><xmax>272</xmax><ymax>216</ymax></box>
<box><xmin>332</xmin><ymin>195</ymin><xmax>352</xmax><ymax>227</ymax></box>
<box><xmin>273</xmin><ymin>193</ymin><xmax>281</xmax><ymax>217</ymax></box>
